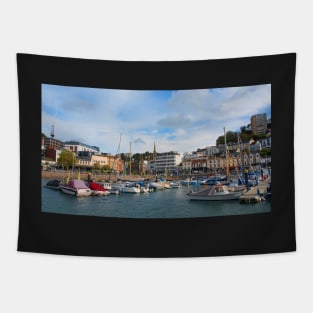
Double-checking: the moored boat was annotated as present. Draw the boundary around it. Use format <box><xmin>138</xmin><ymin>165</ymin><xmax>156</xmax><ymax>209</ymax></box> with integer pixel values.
<box><xmin>148</xmin><ymin>181</ymin><xmax>165</xmax><ymax>190</ymax></box>
<box><xmin>100</xmin><ymin>182</ymin><xmax>112</xmax><ymax>190</ymax></box>
<box><xmin>169</xmin><ymin>181</ymin><xmax>182</xmax><ymax>188</ymax></box>
<box><xmin>45</xmin><ymin>179</ymin><xmax>61</xmax><ymax>190</ymax></box>
<box><xmin>200</xmin><ymin>175</ymin><xmax>227</xmax><ymax>185</ymax></box>
<box><xmin>122</xmin><ymin>183</ymin><xmax>141</xmax><ymax>193</ymax></box>
<box><xmin>112</xmin><ymin>182</ymin><xmax>141</xmax><ymax>193</ymax></box>
<box><xmin>60</xmin><ymin>179</ymin><xmax>92</xmax><ymax>197</ymax></box>
<box><xmin>88</xmin><ymin>182</ymin><xmax>110</xmax><ymax>196</ymax></box>
<box><xmin>181</xmin><ymin>178</ymin><xmax>198</xmax><ymax>186</ymax></box>
<box><xmin>109</xmin><ymin>188</ymin><xmax>120</xmax><ymax>195</ymax></box>
<box><xmin>187</xmin><ymin>184</ymin><xmax>243</xmax><ymax>201</ymax></box>
<box><xmin>140</xmin><ymin>186</ymin><xmax>150</xmax><ymax>193</ymax></box>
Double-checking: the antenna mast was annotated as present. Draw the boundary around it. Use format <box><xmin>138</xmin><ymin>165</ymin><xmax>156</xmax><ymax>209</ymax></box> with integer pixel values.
<box><xmin>50</xmin><ymin>123</ymin><xmax>55</xmax><ymax>138</ymax></box>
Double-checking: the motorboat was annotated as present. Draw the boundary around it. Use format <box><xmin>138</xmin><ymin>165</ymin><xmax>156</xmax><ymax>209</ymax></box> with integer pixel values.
<box><xmin>187</xmin><ymin>184</ymin><xmax>243</xmax><ymax>201</ymax></box>
<box><xmin>60</xmin><ymin>179</ymin><xmax>92</xmax><ymax>197</ymax></box>
<box><xmin>159</xmin><ymin>181</ymin><xmax>171</xmax><ymax>189</ymax></box>
<box><xmin>158</xmin><ymin>178</ymin><xmax>171</xmax><ymax>189</ymax></box>
<box><xmin>88</xmin><ymin>182</ymin><xmax>110</xmax><ymax>196</ymax></box>
<box><xmin>169</xmin><ymin>181</ymin><xmax>182</xmax><ymax>188</ymax></box>
<box><xmin>148</xmin><ymin>181</ymin><xmax>165</xmax><ymax>190</ymax></box>
<box><xmin>181</xmin><ymin>178</ymin><xmax>198</xmax><ymax>186</ymax></box>
<box><xmin>200</xmin><ymin>175</ymin><xmax>227</xmax><ymax>185</ymax></box>
<box><xmin>109</xmin><ymin>188</ymin><xmax>120</xmax><ymax>195</ymax></box>
<box><xmin>122</xmin><ymin>183</ymin><xmax>141</xmax><ymax>193</ymax></box>
<box><xmin>140</xmin><ymin>186</ymin><xmax>150</xmax><ymax>193</ymax></box>
<box><xmin>113</xmin><ymin>182</ymin><xmax>141</xmax><ymax>193</ymax></box>
<box><xmin>99</xmin><ymin>182</ymin><xmax>112</xmax><ymax>190</ymax></box>
<box><xmin>45</xmin><ymin>179</ymin><xmax>61</xmax><ymax>190</ymax></box>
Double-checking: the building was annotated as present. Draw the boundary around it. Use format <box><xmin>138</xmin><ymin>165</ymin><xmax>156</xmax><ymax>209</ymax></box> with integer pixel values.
<box><xmin>43</xmin><ymin>137</ymin><xmax>64</xmax><ymax>150</ymax></box>
<box><xmin>190</xmin><ymin>146</ymin><xmax>220</xmax><ymax>157</ymax></box>
<box><xmin>191</xmin><ymin>157</ymin><xmax>208</xmax><ymax>173</ymax></box>
<box><xmin>206</xmin><ymin>156</ymin><xmax>240</xmax><ymax>172</ymax></box>
<box><xmin>182</xmin><ymin>157</ymin><xmax>192</xmax><ymax>173</ymax></box>
<box><xmin>242</xmin><ymin>152</ymin><xmax>262</xmax><ymax>167</ymax></box>
<box><xmin>251</xmin><ymin>113</ymin><xmax>267</xmax><ymax>135</ymax></box>
<box><xmin>207</xmin><ymin>146</ymin><xmax>220</xmax><ymax>156</ymax></box>
<box><xmin>77</xmin><ymin>152</ymin><xmax>122</xmax><ymax>172</ymax></box>
<box><xmin>182</xmin><ymin>154</ymin><xmax>241</xmax><ymax>174</ymax></box>
<box><xmin>261</xmin><ymin>136</ymin><xmax>271</xmax><ymax>149</ymax></box>
<box><xmin>44</xmin><ymin>148</ymin><xmax>63</xmax><ymax>162</ymax></box>
<box><xmin>42</xmin><ymin>137</ymin><xmax>64</xmax><ymax>159</ymax></box>
<box><xmin>64</xmin><ymin>141</ymin><xmax>100</xmax><ymax>155</ymax></box>
<box><xmin>154</xmin><ymin>151</ymin><xmax>182</xmax><ymax>174</ymax></box>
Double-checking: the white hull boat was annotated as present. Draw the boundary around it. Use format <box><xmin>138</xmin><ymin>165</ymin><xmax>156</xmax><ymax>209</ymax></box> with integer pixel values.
<box><xmin>169</xmin><ymin>182</ymin><xmax>182</xmax><ymax>188</ymax></box>
<box><xmin>91</xmin><ymin>190</ymin><xmax>110</xmax><ymax>196</ymax></box>
<box><xmin>148</xmin><ymin>182</ymin><xmax>165</xmax><ymax>190</ymax></box>
<box><xmin>140</xmin><ymin>186</ymin><xmax>150</xmax><ymax>193</ymax></box>
<box><xmin>160</xmin><ymin>182</ymin><xmax>171</xmax><ymax>189</ymax></box>
<box><xmin>122</xmin><ymin>186</ymin><xmax>141</xmax><ymax>193</ymax></box>
<box><xmin>60</xmin><ymin>180</ymin><xmax>92</xmax><ymax>197</ymax></box>
<box><xmin>113</xmin><ymin>182</ymin><xmax>141</xmax><ymax>193</ymax></box>
<box><xmin>187</xmin><ymin>184</ymin><xmax>243</xmax><ymax>201</ymax></box>
<box><xmin>181</xmin><ymin>179</ymin><xmax>198</xmax><ymax>186</ymax></box>
<box><xmin>88</xmin><ymin>181</ymin><xmax>110</xmax><ymax>196</ymax></box>
<box><xmin>109</xmin><ymin>188</ymin><xmax>120</xmax><ymax>195</ymax></box>
<box><xmin>100</xmin><ymin>182</ymin><xmax>112</xmax><ymax>190</ymax></box>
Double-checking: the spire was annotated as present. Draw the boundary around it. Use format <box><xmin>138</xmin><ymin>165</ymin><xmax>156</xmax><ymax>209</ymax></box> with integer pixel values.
<box><xmin>153</xmin><ymin>141</ymin><xmax>157</xmax><ymax>161</ymax></box>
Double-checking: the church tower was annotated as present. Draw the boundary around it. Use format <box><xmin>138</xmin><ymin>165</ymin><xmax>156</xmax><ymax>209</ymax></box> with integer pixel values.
<box><xmin>153</xmin><ymin>141</ymin><xmax>157</xmax><ymax>161</ymax></box>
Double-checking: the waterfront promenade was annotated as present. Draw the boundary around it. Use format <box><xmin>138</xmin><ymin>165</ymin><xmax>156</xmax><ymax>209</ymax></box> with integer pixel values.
<box><xmin>41</xmin><ymin>170</ymin><xmax>170</xmax><ymax>182</ymax></box>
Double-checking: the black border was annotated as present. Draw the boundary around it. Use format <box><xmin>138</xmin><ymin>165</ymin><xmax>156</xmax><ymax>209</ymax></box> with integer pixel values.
<box><xmin>17</xmin><ymin>53</ymin><xmax>296</xmax><ymax>257</ymax></box>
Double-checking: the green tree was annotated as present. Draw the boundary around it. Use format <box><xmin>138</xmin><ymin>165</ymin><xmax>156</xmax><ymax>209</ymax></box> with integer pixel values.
<box><xmin>260</xmin><ymin>148</ymin><xmax>271</xmax><ymax>158</ymax></box>
<box><xmin>94</xmin><ymin>161</ymin><xmax>101</xmax><ymax>171</ymax></box>
<box><xmin>216</xmin><ymin>131</ymin><xmax>239</xmax><ymax>145</ymax></box>
<box><xmin>101</xmin><ymin>164</ymin><xmax>110</xmax><ymax>172</ymax></box>
<box><xmin>57</xmin><ymin>150</ymin><xmax>77</xmax><ymax>169</ymax></box>
<box><xmin>120</xmin><ymin>153</ymin><xmax>128</xmax><ymax>161</ymax></box>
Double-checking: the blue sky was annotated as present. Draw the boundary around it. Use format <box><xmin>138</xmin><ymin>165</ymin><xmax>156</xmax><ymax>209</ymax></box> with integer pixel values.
<box><xmin>42</xmin><ymin>84</ymin><xmax>271</xmax><ymax>154</ymax></box>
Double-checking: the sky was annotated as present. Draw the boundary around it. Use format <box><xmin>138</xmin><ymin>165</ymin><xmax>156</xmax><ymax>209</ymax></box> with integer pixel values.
<box><xmin>42</xmin><ymin>84</ymin><xmax>271</xmax><ymax>155</ymax></box>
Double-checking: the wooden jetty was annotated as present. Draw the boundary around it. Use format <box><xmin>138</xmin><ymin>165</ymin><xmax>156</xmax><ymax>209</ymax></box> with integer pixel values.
<box><xmin>239</xmin><ymin>180</ymin><xmax>269</xmax><ymax>204</ymax></box>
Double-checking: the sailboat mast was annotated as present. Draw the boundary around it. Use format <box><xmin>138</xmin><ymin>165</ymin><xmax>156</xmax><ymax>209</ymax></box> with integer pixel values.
<box><xmin>224</xmin><ymin>127</ymin><xmax>229</xmax><ymax>179</ymax></box>
<box><xmin>129</xmin><ymin>141</ymin><xmax>132</xmax><ymax>176</ymax></box>
<box><xmin>237</xmin><ymin>132</ymin><xmax>242</xmax><ymax>167</ymax></box>
<box><xmin>109</xmin><ymin>132</ymin><xmax>122</xmax><ymax>182</ymax></box>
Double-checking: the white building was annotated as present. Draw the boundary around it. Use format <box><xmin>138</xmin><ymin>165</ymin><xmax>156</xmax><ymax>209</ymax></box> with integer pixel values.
<box><xmin>64</xmin><ymin>141</ymin><xmax>100</xmax><ymax>155</ymax></box>
<box><xmin>154</xmin><ymin>151</ymin><xmax>182</xmax><ymax>174</ymax></box>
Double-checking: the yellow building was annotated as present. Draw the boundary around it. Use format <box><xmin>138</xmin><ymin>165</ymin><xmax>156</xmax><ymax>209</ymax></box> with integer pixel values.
<box><xmin>77</xmin><ymin>154</ymin><xmax>121</xmax><ymax>172</ymax></box>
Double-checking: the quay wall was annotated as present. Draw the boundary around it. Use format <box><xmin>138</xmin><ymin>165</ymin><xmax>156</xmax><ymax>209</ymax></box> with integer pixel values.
<box><xmin>41</xmin><ymin>171</ymin><xmax>185</xmax><ymax>182</ymax></box>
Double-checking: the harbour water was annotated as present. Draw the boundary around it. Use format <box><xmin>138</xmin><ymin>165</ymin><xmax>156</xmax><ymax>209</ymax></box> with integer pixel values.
<box><xmin>41</xmin><ymin>179</ymin><xmax>271</xmax><ymax>218</ymax></box>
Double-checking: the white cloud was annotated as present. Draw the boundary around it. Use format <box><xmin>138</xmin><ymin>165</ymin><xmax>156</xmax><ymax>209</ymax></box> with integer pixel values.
<box><xmin>42</xmin><ymin>84</ymin><xmax>271</xmax><ymax>154</ymax></box>
<box><xmin>158</xmin><ymin>113</ymin><xmax>192</xmax><ymax>128</ymax></box>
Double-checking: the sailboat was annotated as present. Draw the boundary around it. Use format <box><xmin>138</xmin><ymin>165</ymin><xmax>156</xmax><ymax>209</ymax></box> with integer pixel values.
<box><xmin>187</xmin><ymin>184</ymin><xmax>243</xmax><ymax>201</ymax></box>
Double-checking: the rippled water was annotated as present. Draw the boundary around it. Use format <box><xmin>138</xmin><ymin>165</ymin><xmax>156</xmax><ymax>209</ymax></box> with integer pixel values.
<box><xmin>41</xmin><ymin>179</ymin><xmax>271</xmax><ymax>219</ymax></box>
